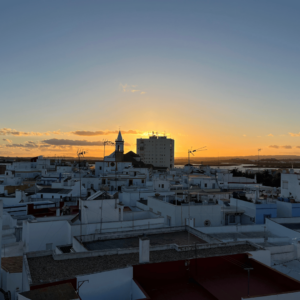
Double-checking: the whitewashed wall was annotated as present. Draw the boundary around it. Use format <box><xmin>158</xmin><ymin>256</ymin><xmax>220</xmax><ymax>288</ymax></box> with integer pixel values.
<box><xmin>76</xmin><ymin>267</ymin><xmax>133</xmax><ymax>300</ymax></box>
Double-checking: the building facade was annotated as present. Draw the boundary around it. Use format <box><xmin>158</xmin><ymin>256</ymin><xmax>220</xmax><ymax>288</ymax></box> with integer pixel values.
<box><xmin>137</xmin><ymin>134</ymin><xmax>174</xmax><ymax>168</ymax></box>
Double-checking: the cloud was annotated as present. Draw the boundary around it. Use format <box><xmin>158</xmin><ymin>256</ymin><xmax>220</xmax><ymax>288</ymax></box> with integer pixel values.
<box><xmin>269</xmin><ymin>145</ymin><xmax>293</xmax><ymax>149</ymax></box>
<box><xmin>42</xmin><ymin>139</ymin><xmax>131</xmax><ymax>147</ymax></box>
<box><xmin>42</xmin><ymin>139</ymin><xmax>106</xmax><ymax>146</ymax></box>
<box><xmin>3</xmin><ymin>139</ymin><xmax>12</xmax><ymax>143</ymax></box>
<box><xmin>0</xmin><ymin>128</ymin><xmax>62</xmax><ymax>136</ymax></box>
<box><xmin>120</xmin><ymin>83</ymin><xmax>146</xmax><ymax>94</ymax></box>
<box><xmin>267</xmin><ymin>134</ymin><xmax>274</xmax><ymax>137</ymax></box>
<box><xmin>120</xmin><ymin>83</ymin><xmax>130</xmax><ymax>92</ymax></box>
<box><xmin>269</xmin><ymin>145</ymin><xmax>279</xmax><ymax>149</ymax></box>
<box><xmin>289</xmin><ymin>132</ymin><xmax>300</xmax><ymax>137</ymax></box>
<box><xmin>4</xmin><ymin>141</ymin><xmax>74</xmax><ymax>152</ymax></box>
<box><xmin>71</xmin><ymin>130</ymin><xmax>142</xmax><ymax>136</ymax></box>
<box><xmin>6</xmin><ymin>142</ymin><xmax>39</xmax><ymax>148</ymax></box>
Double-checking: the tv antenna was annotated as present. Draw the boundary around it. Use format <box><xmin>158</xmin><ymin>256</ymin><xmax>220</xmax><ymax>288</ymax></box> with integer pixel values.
<box><xmin>188</xmin><ymin>146</ymin><xmax>207</xmax><ymax>165</ymax></box>
<box><xmin>187</xmin><ymin>145</ymin><xmax>207</xmax><ymax>246</ymax></box>
<box><xmin>77</xmin><ymin>149</ymin><xmax>86</xmax><ymax>242</ymax></box>
<box><xmin>103</xmin><ymin>140</ymin><xmax>114</xmax><ymax>158</ymax></box>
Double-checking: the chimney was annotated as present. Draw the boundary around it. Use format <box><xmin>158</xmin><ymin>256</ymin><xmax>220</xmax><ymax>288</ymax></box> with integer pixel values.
<box><xmin>139</xmin><ymin>235</ymin><xmax>150</xmax><ymax>263</ymax></box>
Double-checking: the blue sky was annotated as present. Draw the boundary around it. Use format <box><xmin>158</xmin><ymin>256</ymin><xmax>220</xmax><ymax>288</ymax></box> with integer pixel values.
<box><xmin>1</xmin><ymin>1</ymin><xmax>300</xmax><ymax>157</ymax></box>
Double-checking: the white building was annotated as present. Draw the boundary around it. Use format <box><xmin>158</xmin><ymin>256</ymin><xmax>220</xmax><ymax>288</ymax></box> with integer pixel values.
<box><xmin>137</xmin><ymin>134</ymin><xmax>174</xmax><ymax>168</ymax></box>
<box><xmin>281</xmin><ymin>169</ymin><xmax>300</xmax><ymax>199</ymax></box>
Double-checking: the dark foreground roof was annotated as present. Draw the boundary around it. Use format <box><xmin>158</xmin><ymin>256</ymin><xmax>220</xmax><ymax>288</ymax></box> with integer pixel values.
<box><xmin>28</xmin><ymin>244</ymin><xmax>257</xmax><ymax>285</ymax></box>
<box><xmin>19</xmin><ymin>283</ymin><xmax>78</xmax><ymax>300</ymax></box>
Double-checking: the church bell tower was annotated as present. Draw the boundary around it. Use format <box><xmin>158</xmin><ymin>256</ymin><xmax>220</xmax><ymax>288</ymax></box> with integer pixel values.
<box><xmin>115</xmin><ymin>130</ymin><xmax>124</xmax><ymax>161</ymax></box>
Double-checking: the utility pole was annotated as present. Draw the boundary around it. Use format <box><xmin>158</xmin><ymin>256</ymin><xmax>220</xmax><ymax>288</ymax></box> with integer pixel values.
<box><xmin>258</xmin><ymin>149</ymin><xmax>261</xmax><ymax>172</ymax></box>
<box><xmin>187</xmin><ymin>146</ymin><xmax>207</xmax><ymax>246</ymax></box>
<box><xmin>77</xmin><ymin>149</ymin><xmax>85</xmax><ymax>242</ymax></box>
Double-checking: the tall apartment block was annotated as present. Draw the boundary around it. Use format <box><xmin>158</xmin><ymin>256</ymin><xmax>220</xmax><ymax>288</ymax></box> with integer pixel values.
<box><xmin>137</xmin><ymin>134</ymin><xmax>174</xmax><ymax>168</ymax></box>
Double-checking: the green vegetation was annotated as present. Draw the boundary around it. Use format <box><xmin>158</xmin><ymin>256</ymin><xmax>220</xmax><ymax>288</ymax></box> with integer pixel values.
<box><xmin>231</xmin><ymin>169</ymin><xmax>281</xmax><ymax>187</ymax></box>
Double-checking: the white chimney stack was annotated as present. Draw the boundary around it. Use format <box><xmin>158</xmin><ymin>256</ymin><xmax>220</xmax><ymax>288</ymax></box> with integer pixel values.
<box><xmin>139</xmin><ymin>236</ymin><xmax>150</xmax><ymax>263</ymax></box>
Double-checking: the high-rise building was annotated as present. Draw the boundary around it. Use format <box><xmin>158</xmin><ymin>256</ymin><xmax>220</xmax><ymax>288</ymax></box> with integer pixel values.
<box><xmin>137</xmin><ymin>134</ymin><xmax>174</xmax><ymax>168</ymax></box>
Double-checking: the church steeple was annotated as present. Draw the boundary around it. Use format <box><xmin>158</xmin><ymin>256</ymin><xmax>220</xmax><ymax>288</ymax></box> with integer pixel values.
<box><xmin>115</xmin><ymin>130</ymin><xmax>124</xmax><ymax>153</ymax></box>
<box><xmin>116</xmin><ymin>130</ymin><xmax>123</xmax><ymax>142</ymax></box>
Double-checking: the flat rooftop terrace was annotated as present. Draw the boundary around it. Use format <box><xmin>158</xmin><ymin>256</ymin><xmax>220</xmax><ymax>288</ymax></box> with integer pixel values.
<box><xmin>209</xmin><ymin>231</ymin><xmax>279</xmax><ymax>241</ymax></box>
<box><xmin>27</xmin><ymin>244</ymin><xmax>257</xmax><ymax>285</ymax></box>
<box><xmin>83</xmin><ymin>231</ymin><xmax>206</xmax><ymax>251</ymax></box>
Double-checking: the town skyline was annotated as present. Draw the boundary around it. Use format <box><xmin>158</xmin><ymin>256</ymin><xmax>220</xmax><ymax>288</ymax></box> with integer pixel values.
<box><xmin>2</xmin><ymin>127</ymin><xmax>300</xmax><ymax>158</ymax></box>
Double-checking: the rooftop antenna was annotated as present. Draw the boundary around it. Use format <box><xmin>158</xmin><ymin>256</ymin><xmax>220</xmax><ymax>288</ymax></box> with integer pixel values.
<box><xmin>187</xmin><ymin>146</ymin><xmax>207</xmax><ymax>246</ymax></box>
<box><xmin>103</xmin><ymin>140</ymin><xmax>114</xmax><ymax>159</ymax></box>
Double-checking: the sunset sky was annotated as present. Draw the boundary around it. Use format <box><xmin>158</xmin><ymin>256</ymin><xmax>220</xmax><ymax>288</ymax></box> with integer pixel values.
<box><xmin>1</xmin><ymin>1</ymin><xmax>300</xmax><ymax>158</ymax></box>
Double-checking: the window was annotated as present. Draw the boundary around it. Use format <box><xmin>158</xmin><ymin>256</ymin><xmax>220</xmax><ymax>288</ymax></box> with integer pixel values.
<box><xmin>229</xmin><ymin>215</ymin><xmax>235</xmax><ymax>223</ymax></box>
<box><xmin>204</xmin><ymin>220</ymin><xmax>211</xmax><ymax>227</ymax></box>
<box><xmin>204</xmin><ymin>184</ymin><xmax>207</xmax><ymax>188</ymax></box>
<box><xmin>142</xmin><ymin>180</ymin><xmax>144</xmax><ymax>183</ymax></box>
<box><xmin>99</xmin><ymin>166</ymin><xmax>102</xmax><ymax>170</ymax></box>
<box><xmin>162</xmin><ymin>184</ymin><xmax>164</xmax><ymax>188</ymax></box>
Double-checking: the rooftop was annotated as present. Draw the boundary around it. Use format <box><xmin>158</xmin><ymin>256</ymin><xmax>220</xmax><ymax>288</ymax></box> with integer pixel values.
<box><xmin>83</xmin><ymin>231</ymin><xmax>206</xmax><ymax>251</ymax></box>
<box><xmin>38</xmin><ymin>188</ymin><xmax>72</xmax><ymax>194</ymax></box>
<box><xmin>209</xmin><ymin>231</ymin><xmax>281</xmax><ymax>241</ymax></box>
<box><xmin>19</xmin><ymin>283</ymin><xmax>78</xmax><ymax>300</ymax></box>
<box><xmin>1</xmin><ymin>256</ymin><xmax>23</xmax><ymax>273</ymax></box>
<box><xmin>27</xmin><ymin>244</ymin><xmax>257</xmax><ymax>285</ymax></box>
<box><xmin>134</xmin><ymin>254</ymin><xmax>300</xmax><ymax>300</ymax></box>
